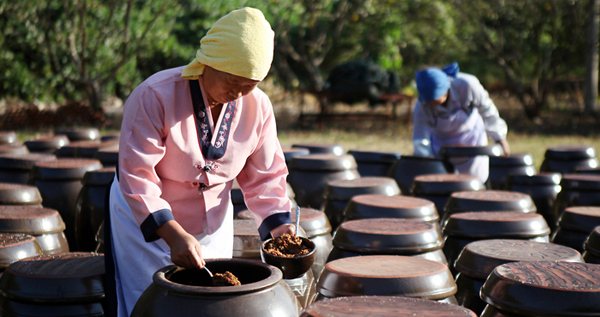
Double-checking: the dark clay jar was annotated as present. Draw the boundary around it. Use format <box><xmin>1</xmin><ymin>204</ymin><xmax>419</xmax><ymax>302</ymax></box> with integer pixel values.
<box><xmin>30</xmin><ymin>158</ymin><xmax>102</xmax><ymax>251</ymax></box>
<box><xmin>386</xmin><ymin>155</ymin><xmax>454</xmax><ymax>195</ymax></box>
<box><xmin>55</xmin><ymin>140</ymin><xmax>101</xmax><ymax>158</ymax></box>
<box><xmin>322</xmin><ymin>176</ymin><xmax>400</xmax><ymax>230</ymax></box>
<box><xmin>551</xmin><ymin>206</ymin><xmax>600</xmax><ymax>252</ymax></box>
<box><xmin>453</xmin><ymin>239</ymin><xmax>582</xmax><ymax>316</ymax></box>
<box><xmin>343</xmin><ymin>194</ymin><xmax>439</xmax><ymax>223</ymax></box>
<box><xmin>0</xmin><ymin>206</ymin><xmax>69</xmax><ymax>255</ymax></box>
<box><xmin>506</xmin><ymin>173</ymin><xmax>562</xmax><ymax>232</ymax></box>
<box><xmin>301</xmin><ymin>295</ymin><xmax>477</xmax><ymax>317</ymax></box>
<box><xmin>291</xmin><ymin>143</ymin><xmax>344</xmax><ymax>156</ymax></box>
<box><xmin>55</xmin><ymin>127</ymin><xmax>100</xmax><ymax>142</ymax></box>
<box><xmin>283</xmin><ymin>147</ymin><xmax>310</xmax><ymax>166</ymax></box>
<box><xmin>480</xmin><ymin>261</ymin><xmax>600</xmax><ymax>316</ymax></box>
<box><xmin>442</xmin><ymin>212</ymin><xmax>551</xmax><ymax>276</ymax></box>
<box><xmin>411</xmin><ymin>173</ymin><xmax>485</xmax><ymax>221</ymax></box>
<box><xmin>287</xmin><ymin>154</ymin><xmax>359</xmax><ymax>209</ymax></box>
<box><xmin>74</xmin><ymin>167</ymin><xmax>115</xmax><ymax>252</ymax></box>
<box><xmin>551</xmin><ymin>173</ymin><xmax>600</xmax><ymax>227</ymax></box>
<box><xmin>132</xmin><ymin>260</ymin><xmax>302</xmax><ymax>317</ymax></box>
<box><xmin>442</xmin><ymin>190</ymin><xmax>537</xmax><ymax>225</ymax></box>
<box><xmin>0</xmin><ymin>233</ymin><xmax>43</xmax><ymax>270</ymax></box>
<box><xmin>0</xmin><ymin>252</ymin><xmax>104</xmax><ymax>317</ymax></box>
<box><xmin>488</xmin><ymin>153</ymin><xmax>536</xmax><ymax>190</ymax></box>
<box><xmin>327</xmin><ymin>218</ymin><xmax>447</xmax><ymax>265</ymax></box>
<box><xmin>316</xmin><ymin>255</ymin><xmax>458</xmax><ymax>303</ymax></box>
<box><xmin>347</xmin><ymin>150</ymin><xmax>401</xmax><ymax>177</ymax></box>
<box><xmin>583</xmin><ymin>226</ymin><xmax>600</xmax><ymax>263</ymax></box>
<box><xmin>94</xmin><ymin>146</ymin><xmax>119</xmax><ymax>167</ymax></box>
<box><xmin>0</xmin><ymin>183</ymin><xmax>43</xmax><ymax>206</ymax></box>
<box><xmin>576</xmin><ymin>166</ymin><xmax>600</xmax><ymax>174</ymax></box>
<box><xmin>0</xmin><ymin>153</ymin><xmax>57</xmax><ymax>185</ymax></box>
<box><xmin>24</xmin><ymin>135</ymin><xmax>70</xmax><ymax>154</ymax></box>
<box><xmin>540</xmin><ymin>145</ymin><xmax>599</xmax><ymax>174</ymax></box>
<box><xmin>0</xmin><ymin>132</ymin><xmax>18</xmax><ymax>145</ymax></box>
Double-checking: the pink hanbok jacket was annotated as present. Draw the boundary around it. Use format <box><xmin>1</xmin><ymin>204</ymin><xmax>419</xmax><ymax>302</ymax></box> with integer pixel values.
<box><xmin>118</xmin><ymin>66</ymin><xmax>291</xmax><ymax>241</ymax></box>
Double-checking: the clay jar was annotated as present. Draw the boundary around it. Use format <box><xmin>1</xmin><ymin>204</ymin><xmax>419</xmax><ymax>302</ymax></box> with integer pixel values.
<box><xmin>480</xmin><ymin>261</ymin><xmax>600</xmax><ymax>316</ymax></box>
<box><xmin>0</xmin><ymin>206</ymin><xmax>69</xmax><ymax>255</ymax></box>
<box><xmin>24</xmin><ymin>135</ymin><xmax>70</xmax><ymax>154</ymax></box>
<box><xmin>301</xmin><ymin>295</ymin><xmax>477</xmax><ymax>317</ymax></box>
<box><xmin>583</xmin><ymin>226</ymin><xmax>600</xmax><ymax>263</ymax></box>
<box><xmin>283</xmin><ymin>147</ymin><xmax>310</xmax><ymax>166</ymax></box>
<box><xmin>343</xmin><ymin>194</ymin><xmax>439</xmax><ymax>223</ymax></box>
<box><xmin>74</xmin><ymin>167</ymin><xmax>115</xmax><ymax>252</ymax></box>
<box><xmin>551</xmin><ymin>206</ymin><xmax>600</xmax><ymax>252</ymax></box>
<box><xmin>0</xmin><ymin>145</ymin><xmax>28</xmax><ymax>155</ymax></box>
<box><xmin>287</xmin><ymin>154</ymin><xmax>359</xmax><ymax>209</ymax></box>
<box><xmin>0</xmin><ymin>153</ymin><xmax>57</xmax><ymax>184</ymax></box>
<box><xmin>411</xmin><ymin>173</ymin><xmax>485</xmax><ymax>221</ymax></box>
<box><xmin>506</xmin><ymin>173</ymin><xmax>562</xmax><ymax>232</ymax></box>
<box><xmin>347</xmin><ymin>149</ymin><xmax>401</xmax><ymax>177</ymax></box>
<box><xmin>322</xmin><ymin>176</ymin><xmax>400</xmax><ymax>230</ymax></box>
<box><xmin>291</xmin><ymin>143</ymin><xmax>344</xmax><ymax>156</ymax></box>
<box><xmin>55</xmin><ymin>140</ymin><xmax>101</xmax><ymax>158</ymax></box>
<box><xmin>30</xmin><ymin>158</ymin><xmax>102</xmax><ymax>251</ymax></box>
<box><xmin>95</xmin><ymin>146</ymin><xmax>119</xmax><ymax>167</ymax></box>
<box><xmin>488</xmin><ymin>153</ymin><xmax>536</xmax><ymax>190</ymax></box>
<box><xmin>0</xmin><ymin>252</ymin><xmax>105</xmax><ymax>317</ymax></box>
<box><xmin>386</xmin><ymin>155</ymin><xmax>454</xmax><ymax>195</ymax></box>
<box><xmin>131</xmin><ymin>259</ymin><xmax>302</xmax><ymax>317</ymax></box>
<box><xmin>56</xmin><ymin>127</ymin><xmax>100</xmax><ymax>142</ymax></box>
<box><xmin>0</xmin><ymin>233</ymin><xmax>43</xmax><ymax>271</ymax></box>
<box><xmin>453</xmin><ymin>239</ymin><xmax>582</xmax><ymax>316</ymax></box>
<box><xmin>442</xmin><ymin>190</ymin><xmax>537</xmax><ymax>225</ymax></box>
<box><xmin>327</xmin><ymin>218</ymin><xmax>447</xmax><ymax>265</ymax></box>
<box><xmin>0</xmin><ymin>183</ymin><xmax>43</xmax><ymax>206</ymax></box>
<box><xmin>316</xmin><ymin>255</ymin><xmax>458</xmax><ymax>304</ymax></box>
<box><xmin>0</xmin><ymin>132</ymin><xmax>18</xmax><ymax>145</ymax></box>
<box><xmin>442</xmin><ymin>211</ymin><xmax>551</xmax><ymax>276</ymax></box>
<box><xmin>540</xmin><ymin>145</ymin><xmax>599</xmax><ymax>174</ymax></box>
<box><xmin>551</xmin><ymin>173</ymin><xmax>600</xmax><ymax>227</ymax></box>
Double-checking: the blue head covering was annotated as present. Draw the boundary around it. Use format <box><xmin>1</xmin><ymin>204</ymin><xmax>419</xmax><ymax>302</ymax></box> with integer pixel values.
<box><xmin>415</xmin><ymin>62</ymin><xmax>459</xmax><ymax>103</ymax></box>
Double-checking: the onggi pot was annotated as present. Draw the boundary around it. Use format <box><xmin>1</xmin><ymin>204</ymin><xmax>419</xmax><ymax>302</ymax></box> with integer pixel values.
<box><xmin>131</xmin><ymin>259</ymin><xmax>301</xmax><ymax>317</ymax></box>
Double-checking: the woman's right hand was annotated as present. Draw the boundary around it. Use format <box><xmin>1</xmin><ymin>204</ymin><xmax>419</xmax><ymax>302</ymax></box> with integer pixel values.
<box><xmin>156</xmin><ymin>220</ymin><xmax>205</xmax><ymax>269</ymax></box>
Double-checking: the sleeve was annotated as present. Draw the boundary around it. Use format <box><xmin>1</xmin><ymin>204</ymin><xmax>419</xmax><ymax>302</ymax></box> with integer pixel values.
<box><xmin>235</xmin><ymin>94</ymin><xmax>292</xmax><ymax>240</ymax></box>
<box><xmin>118</xmin><ymin>85</ymin><xmax>174</xmax><ymax>242</ymax></box>
<box><xmin>470</xmin><ymin>80</ymin><xmax>508</xmax><ymax>142</ymax></box>
<box><xmin>412</xmin><ymin>101</ymin><xmax>435</xmax><ymax>156</ymax></box>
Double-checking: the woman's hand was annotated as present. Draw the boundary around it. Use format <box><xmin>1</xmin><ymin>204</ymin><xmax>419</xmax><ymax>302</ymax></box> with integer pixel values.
<box><xmin>156</xmin><ymin>220</ymin><xmax>205</xmax><ymax>269</ymax></box>
<box><xmin>270</xmin><ymin>223</ymin><xmax>296</xmax><ymax>237</ymax></box>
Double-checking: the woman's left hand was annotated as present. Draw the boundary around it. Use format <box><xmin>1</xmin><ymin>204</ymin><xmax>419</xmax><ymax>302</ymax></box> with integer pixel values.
<box><xmin>270</xmin><ymin>223</ymin><xmax>296</xmax><ymax>237</ymax></box>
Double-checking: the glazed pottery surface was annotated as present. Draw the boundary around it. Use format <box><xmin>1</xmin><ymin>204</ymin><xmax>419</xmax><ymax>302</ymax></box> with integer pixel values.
<box><xmin>343</xmin><ymin>194</ymin><xmax>439</xmax><ymax>223</ymax></box>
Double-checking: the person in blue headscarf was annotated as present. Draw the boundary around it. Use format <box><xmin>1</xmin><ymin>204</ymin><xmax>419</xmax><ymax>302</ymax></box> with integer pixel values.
<box><xmin>412</xmin><ymin>62</ymin><xmax>510</xmax><ymax>182</ymax></box>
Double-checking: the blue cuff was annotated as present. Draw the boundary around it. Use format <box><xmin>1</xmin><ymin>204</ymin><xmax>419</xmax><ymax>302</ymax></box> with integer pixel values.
<box><xmin>140</xmin><ymin>209</ymin><xmax>175</xmax><ymax>242</ymax></box>
<box><xmin>258</xmin><ymin>212</ymin><xmax>292</xmax><ymax>241</ymax></box>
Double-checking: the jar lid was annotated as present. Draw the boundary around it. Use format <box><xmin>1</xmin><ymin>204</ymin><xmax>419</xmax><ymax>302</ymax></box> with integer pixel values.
<box><xmin>0</xmin><ymin>206</ymin><xmax>66</xmax><ymax>234</ymax></box>
<box><xmin>347</xmin><ymin>150</ymin><xmax>401</xmax><ymax>164</ymax></box>
<box><xmin>56</xmin><ymin>128</ymin><xmax>100</xmax><ymax>141</ymax></box>
<box><xmin>0</xmin><ymin>144</ymin><xmax>29</xmax><ymax>155</ymax></box>
<box><xmin>290</xmin><ymin>154</ymin><xmax>357</xmax><ymax>171</ymax></box>
<box><xmin>24</xmin><ymin>135</ymin><xmax>70</xmax><ymax>152</ymax></box>
<box><xmin>507</xmin><ymin>172</ymin><xmax>562</xmax><ymax>186</ymax></box>
<box><xmin>489</xmin><ymin>153</ymin><xmax>534</xmax><ymax>167</ymax></box>
<box><xmin>55</xmin><ymin>140</ymin><xmax>101</xmax><ymax>158</ymax></box>
<box><xmin>81</xmin><ymin>167</ymin><xmax>116</xmax><ymax>186</ymax></box>
<box><xmin>302</xmin><ymin>295</ymin><xmax>477</xmax><ymax>317</ymax></box>
<box><xmin>100</xmin><ymin>133</ymin><xmax>120</xmax><ymax>142</ymax></box>
<box><xmin>557</xmin><ymin>206</ymin><xmax>600</xmax><ymax>232</ymax></box>
<box><xmin>325</xmin><ymin>177</ymin><xmax>400</xmax><ymax>200</ymax></box>
<box><xmin>0</xmin><ymin>183</ymin><xmax>43</xmax><ymax>205</ymax></box>
<box><xmin>283</xmin><ymin>147</ymin><xmax>310</xmax><ymax>163</ymax></box>
<box><xmin>0</xmin><ymin>233</ymin><xmax>43</xmax><ymax>269</ymax></box>
<box><xmin>411</xmin><ymin>173</ymin><xmax>485</xmax><ymax>195</ymax></box>
<box><xmin>559</xmin><ymin>173</ymin><xmax>600</xmax><ymax>190</ymax></box>
<box><xmin>0</xmin><ymin>131</ymin><xmax>17</xmax><ymax>145</ymax></box>
<box><xmin>317</xmin><ymin>255</ymin><xmax>457</xmax><ymax>300</ymax></box>
<box><xmin>455</xmin><ymin>239</ymin><xmax>582</xmax><ymax>280</ymax></box>
<box><xmin>443</xmin><ymin>211</ymin><xmax>550</xmax><ymax>238</ymax></box>
<box><xmin>576</xmin><ymin>166</ymin><xmax>600</xmax><ymax>175</ymax></box>
<box><xmin>32</xmin><ymin>158</ymin><xmax>102</xmax><ymax>180</ymax></box>
<box><xmin>77</xmin><ymin>140</ymin><xmax>119</xmax><ymax>158</ymax></box>
<box><xmin>481</xmin><ymin>261</ymin><xmax>600</xmax><ymax>316</ymax></box>
<box><xmin>291</xmin><ymin>143</ymin><xmax>344</xmax><ymax>156</ymax></box>
<box><xmin>0</xmin><ymin>152</ymin><xmax>57</xmax><ymax>170</ymax></box>
<box><xmin>95</xmin><ymin>146</ymin><xmax>119</xmax><ymax>166</ymax></box>
<box><xmin>544</xmin><ymin>145</ymin><xmax>597</xmax><ymax>160</ymax></box>
<box><xmin>1</xmin><ymin>252</ymin><xmax>104</xmax><ymax>303</ymax></box>
<box><xmin>585</xmin><ymin>226</ymin><xmax>600</xmax><ymax>256</ymax></box>
<box><xmin>344</xmin><ymin>194</ymin><xmax>439</xmax><ymax>222</ymax></box>
<box><xmin>438</xmin><ymin>144</ymin><xmax>503</xmax><ymax>158</ymax></box>
<box><xmin>332</xmin><ymin>218</ymin><xmax>443</xmax><ymax>253</ymax></box>
<box><xmin>445</xmin><ymin>190</ymin><xmax>536</xmax><ymax>213</ymax></box>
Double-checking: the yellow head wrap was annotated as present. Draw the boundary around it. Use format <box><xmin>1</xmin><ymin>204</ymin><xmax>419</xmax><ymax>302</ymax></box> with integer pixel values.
<box><xmin>181</xmin><ymin>7</ymin><xmax>274</xmax><ymax>81</ymax></box>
